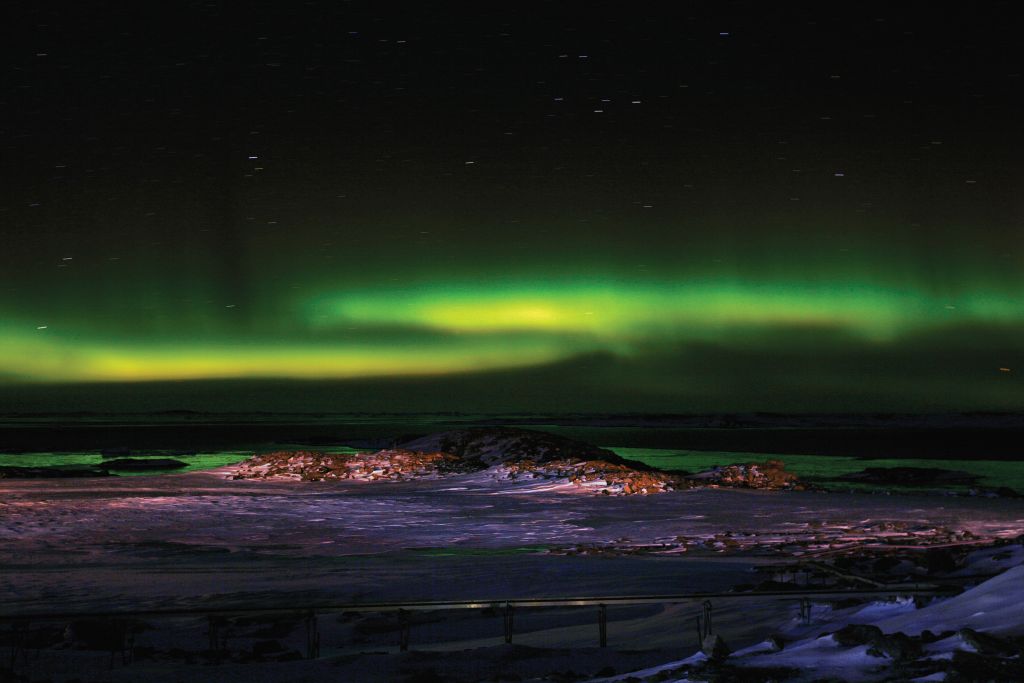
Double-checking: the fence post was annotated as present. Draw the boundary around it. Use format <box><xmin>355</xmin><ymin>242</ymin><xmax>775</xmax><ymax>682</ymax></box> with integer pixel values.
<box><xmin>399</xmin><ymin>609</ymin><xmax>410</xmax><ymax>652</ymax></box>
<box><xmin>207</xmin><ymin>615</ymin><xmax>226</xmax><ymax>660</ymax></box>
<box><xmin>503</xmin><ymin>602</ymin><xmax>514</xmax><ymax>644</ymax></box>
<box><xmin>306</xmin><ymin>611</ymin><xmax>319</xmax><ymax>659</ymax></box>
<box><xmin>598</xmin><ymin>604</ymin><xmax>607</xmax><ymax>648</ymax></box>
<box><xmin>696</xmin><ymin>600</ymin><xmax>713</xmax><ymax>647</ymax></box>
<box><xmin>799</xmin><ymin>597</ymin><xmax>811</xmax><ymax>626</ymax></box>
<box><xmin>8</xmin><ymin>618</ymin><xmax>29</xmax><ymax>674</ymax></box>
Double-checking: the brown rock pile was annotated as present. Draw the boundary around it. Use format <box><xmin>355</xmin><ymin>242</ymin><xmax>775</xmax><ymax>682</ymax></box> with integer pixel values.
<box><xmin>685</xmin><ymin>460</ymin><xmax>805</xmax><ymax>490</ymax></box>
<box><xmin>398</xmin><ymin>427</ymin><xmax>633</xmax><ymax>468</ymax></box>
<box><xmin>229</xmin><ymin>430</ymin><xmax>808</xmax><ymax>496</ymax></box>
<box><xmin>231</xmin><ymin>449</ymin><xmax>474</xmax><ymax>482</ymax></box>
<box><xmin>496</xmin><ymin>458</ymin><xmax>685</xmax><ymax>495</ymax></box>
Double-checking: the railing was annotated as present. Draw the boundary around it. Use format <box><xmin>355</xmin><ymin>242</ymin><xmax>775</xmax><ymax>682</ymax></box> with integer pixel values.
<box><xmin>2</xmin><ymin>582</ymin><xmax>954</xmax><ymax>672</ymax></box>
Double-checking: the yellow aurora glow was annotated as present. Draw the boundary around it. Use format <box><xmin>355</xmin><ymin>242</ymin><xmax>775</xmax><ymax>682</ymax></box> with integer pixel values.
<box><xmin>308</xmin><ymin>278</ymin><xmax>1024</xmax><ymax>339</ymax></box>
<box><xmin>5</xmin><ymin>277</ymin><xmax>1023</xmax><ymax>382</ymax></box>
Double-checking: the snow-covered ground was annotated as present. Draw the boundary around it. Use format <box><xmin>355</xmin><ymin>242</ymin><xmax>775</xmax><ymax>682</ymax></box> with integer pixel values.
<box><xmin>603</xmin><ymin>544</ymin><xmax>1024</xmax><ymax>682</ymax></box>
<box><xmin>2</xmin><ymin>466</ymin><xmax>1023</xmax><ymax>681</ymax></box>
<box><xmin>3</xmin><ymin>466</ymin><xmax>1023</xmax><ymax>610</ymax></box>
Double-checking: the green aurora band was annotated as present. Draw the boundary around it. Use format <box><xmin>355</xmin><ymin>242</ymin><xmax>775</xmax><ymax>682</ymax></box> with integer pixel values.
<box><xmin>4</xmin><ymin>273</ymin><xmax>1022</xmax><ymax>386</ymax></box>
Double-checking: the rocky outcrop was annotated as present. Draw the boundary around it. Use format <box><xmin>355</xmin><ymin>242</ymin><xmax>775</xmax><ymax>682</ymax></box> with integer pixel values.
<box><xmin>493</xmin><ymin>458</ymin><xmax>685</xmax><ymax>495</ymax></box>
<box><xmin>397</xmin><ymin>427</ymin><xmax>646</xmax><ymax>469</ymax></box>
<box><xmin>230</xmin><ymin>429</ymin><xmax>806</xmax><ymax>496</ymax></box>
<box><xmin>685</xmin><ymin>460</ymin><xmax>805</xmax><ymax>490</ymax></box>
<box><xmin>231</xmin><ymin>449</ymin><xmax>475</xmax><ymax>482</ymax></box>
<box><xmin>401</xmin><ymin>427</ymin><xmax>686</xmax><ymax>495</ymax></box>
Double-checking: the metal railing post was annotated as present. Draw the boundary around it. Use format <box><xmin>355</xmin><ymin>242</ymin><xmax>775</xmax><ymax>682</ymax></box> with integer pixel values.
<box><xmin>306</xmin><ymin>611</ymin><xmax>319</xmax><ymax>659</ymax></box>
<box><xmin>399</xmin><ymin>609</ymin><xmax>410</xmax><ymax>652</ymax></box>
<box><xmin>503</xmin><ymin>602</ymin><xmax>513</xmax><ymax>644</ymax></box>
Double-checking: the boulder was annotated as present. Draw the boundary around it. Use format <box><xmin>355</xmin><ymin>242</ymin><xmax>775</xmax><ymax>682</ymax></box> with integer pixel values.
<box><xmin>102</xmin><ymin>458</ymin><xmax>189</xmax><ymax>470</ymax></box>
<box><xmin>836</xmin><ymin>467</ymin><xmax>979</xmax><ymax>487</ymax></box>
<box><xmin>0</xmin><ymin>465</ymin><xmax>111</xmax><ymax>478</ymax></box>
<box><xmin>920</xmin><ymin>629</ymin><xmax>954</xmax><ymax>643</ymax></box>
<box><xmin>958</xmin><ymin>627</ymin><xmax>1020</xmax><ymax>657</ymax></box>
<box><xmin>232</xmin><ymin>449</ymin><xmax>474</xmax><ymax>482</ymax></box>
<box><xmin>701</xmin><ymin>633</ymin><xmax>731</xmax><ymax>661</ymax></box>
<box><xmin>398</xmin><ymin>427</ymin><xmax>641</xmax><ymax>468</ymax></box>
<box><xmin>830</xmin><ymin>624</ymin><xmax>883</xmax><ymax>646</ymax></box>
<box><xmin>867</xmin><ymin>631</ymin><xmax>922</xmax><ymax>661</ymax></box>
<box><xmin>948</xmin><ymin>650</ymin><xmax>1024</xmax><ymax>682</ymax></box>
<box><xmin>830</xmin><ymin>624</ymin><xmax>921</xmax><ymax>661</ymax></box>
<box><xmin>686</xmin><ymin>460</ymin><xmax>803</xmax><ymax>490</ymax></box>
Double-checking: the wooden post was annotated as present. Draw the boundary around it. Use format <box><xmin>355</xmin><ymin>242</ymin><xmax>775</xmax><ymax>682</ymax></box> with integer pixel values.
<box><xmin>598</xmin><ymin>604</ymin><xmax>607</xmax><ymax>648</ymax></box>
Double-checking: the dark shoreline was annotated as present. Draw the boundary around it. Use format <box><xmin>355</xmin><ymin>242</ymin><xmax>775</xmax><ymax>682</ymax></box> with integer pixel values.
<box><xmin>1</xmin><ymin>412</ymin><xmax>1022</xmax><ymax>459</ymax></box>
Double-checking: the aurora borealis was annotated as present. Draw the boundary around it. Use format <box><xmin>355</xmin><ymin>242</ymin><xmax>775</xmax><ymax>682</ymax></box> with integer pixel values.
<box><xmin>2</xmin><ymin>3</ymin><xmax>1021</xmax><ymax>412</ymax></box>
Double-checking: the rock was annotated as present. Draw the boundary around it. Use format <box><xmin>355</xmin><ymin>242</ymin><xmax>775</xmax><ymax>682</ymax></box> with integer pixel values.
<box><xmin>867</xmin><ymin>631</ymin><xmax>922</xmax><ymax>661</ymax></box>
<box><xmin>948</xmin><ymin>650</ymin><xmax>1024</xmax><ymax>682</ymax></box>
<box><xmin>102</xmin><ymin>458</ymin><xmax>189</xmax><ymax>470</ymax></box>
<box><xmin>495</xmin><ymin>458</ymin><xmax>683</xmax><ymax>495</ymax></box>
<box><xmin>232</xmin><ymin>430</ymin><xmax>687</xmax><ymax>495</ymax></box>
<box><xmin>232</xmin><ymin>449</ymin><xmax>475</xmax><ymax>482</ymax></box>
<box><xmin>830</xmin><ymin>624</ymin><xmax>883</xmax><ymax>646</ymax></box>
<box><xmin>686</xmin><ymin>460</ymin><xmax>803</xmax><ymax>490</ymax></box>
<box><xmin>958</xmin><ymin>627</ymin><xmax>1021</xmax><ymax>657</ymax></box>
<box><xmin>830</xmin><ymin>624</ymin><xmax>921</xmax><ymax>661</ymax></box>
<box><xmin>0</xmin><ymin>465</ymin><xmax>112</xmax><ymax>478</ymax></box>
<box><xmin>835</xmin><ymin>467</ymin><xmax>980</xmax><ymax>487</ymax></box>
<box><xmin>701</xmin><ymin>633</ymin><xmax>731</xmax><ymax>661</ymax></box>
<box><xmin>765</xmin><ymin>634</ymin><xmax>785</xmax><ymax>652</ymax></box>
<box><xmin>398</xmin><ymin>427</ymin><xmax>641</xmax><ymax>468</ymax></box>
<box><xmin>920</xmin><ymin>629</ymin><xmax>954</xmax><ymax>643</ymax></box>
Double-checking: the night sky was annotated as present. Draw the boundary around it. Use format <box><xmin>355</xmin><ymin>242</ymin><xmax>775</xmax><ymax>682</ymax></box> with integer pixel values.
<box><xmin>2</xmin><ymin>2</ymin><xmax>1022</xmax><ymax>413</ymax></box>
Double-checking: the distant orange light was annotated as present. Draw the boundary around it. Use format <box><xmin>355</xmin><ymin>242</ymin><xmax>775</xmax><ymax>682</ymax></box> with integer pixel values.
<box><xmin>998</xmin><ymin>367</ymin><xmax>1011</xmax><ymax>372</ymax></box>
